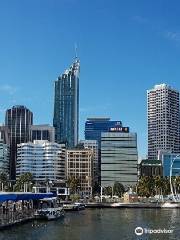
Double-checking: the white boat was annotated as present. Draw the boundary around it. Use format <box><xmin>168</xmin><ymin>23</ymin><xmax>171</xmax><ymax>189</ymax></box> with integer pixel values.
<box><xmin>63</xmin><ymin>202</ymin><xmax>85</xmax><ymax>211</ymax></box>
<box><xmin>161</xmin><ymin>202</ymin><xmax>180</xmax><ymax>208</ymax></box>
<box><xmin>74</xmin><ymin>202</ymin><xmax>86</xmax><ymax>210</ymax></box>
<box><xmin>35</xmin><ymin>197</ymin><xmax>65</xmax><ymax>220</ymax></box>
<box><xmin>35</xmin><ymin>207</ymin><xmax>64</xmax><ymax>220</ymax></box>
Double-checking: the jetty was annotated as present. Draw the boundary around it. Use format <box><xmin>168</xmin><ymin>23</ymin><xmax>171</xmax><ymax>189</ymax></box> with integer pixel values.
<box><xmin>0</xmin><ymin>192</ymin><xmax>54</xmax><ymax>229</ymax></box>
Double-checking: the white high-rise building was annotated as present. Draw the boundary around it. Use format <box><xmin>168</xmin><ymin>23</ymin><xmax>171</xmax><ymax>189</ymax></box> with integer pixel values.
<box><xmin>147</xmin><ymin>84</ymin><xmax>180</xmax><ymax>159</ymax></box>
<box><xmin>16</xmin><ymin>140</ymin><xmax>66</xmax><ymax>182</ymax></box>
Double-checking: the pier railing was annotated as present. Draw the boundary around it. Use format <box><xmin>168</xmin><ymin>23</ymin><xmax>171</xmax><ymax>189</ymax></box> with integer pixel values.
<box><xmin>0</xmin><ymin>208</ymin><xmax>35</xmax><ymax>228</ymax></box>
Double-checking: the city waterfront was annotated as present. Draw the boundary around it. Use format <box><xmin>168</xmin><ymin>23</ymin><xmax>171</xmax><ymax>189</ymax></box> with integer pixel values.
<box><xmin>0</xmin><ymin>208</ymin><xmax>179</xmax><ymax>240</ymax></box>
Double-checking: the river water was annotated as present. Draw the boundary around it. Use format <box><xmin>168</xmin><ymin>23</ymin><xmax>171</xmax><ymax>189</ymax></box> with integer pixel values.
<box><xmin>0</xmin><ymin>208</ymin><xmax>179</xmax><ymax>240</ymax></box>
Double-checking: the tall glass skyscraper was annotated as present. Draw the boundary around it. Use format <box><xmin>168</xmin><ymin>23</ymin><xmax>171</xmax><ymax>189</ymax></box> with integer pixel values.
<box><xmin>5</xmin><ymin>105</ymin><xmax>33</xmax><ymax>180</ymax></box>
<box><xmin>53</xmin><ymin>59</ymin><xmax>80</xmax><ymax>148</ymax></box>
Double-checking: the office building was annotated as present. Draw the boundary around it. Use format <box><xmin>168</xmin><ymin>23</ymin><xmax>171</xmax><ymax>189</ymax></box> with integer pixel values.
<box><xmin>79</xmin><ymin>140</ymin><xmax>98</xmax><ymax>184</ymax></box>
<box><xmin>5</xmin><ymin>105</ymin><xmax>33</xmax><ymax>180</ymax></box>
<box><xmin>161</xmin><ymin>153</ymin><xmax>180</xmax><ymax>177</ymax></box>
<box><xmin>85</xmin><ymin>118</ymin><xmax>123</xmax><ymax>147</ymax></box>
<box><xmin>0</xmin><ymin>126</ymin><xmax>10</xmax><ymax>145</ymax></box>
<box><xmin>53</xmin><ymin>59</ymin><xmax>80</xmax><ymax>148</ymax></box>
<box><xmin>139</xmin><ymin>159</ymin><xmax>162</xmax><ymax>177</ymax></box>
<box><xmin>30</xmin><ymin>124</ymin><xmax>55</xmax><ymax>142</ymax></box>
<box><xmin>147</xmin><ymin>84</ymin><xmax>180</xmax><ymax>159</ymax></box>
<box><xmin>66</xmin><ymin>149</ymin><xmax>93</xmax><ymax>196</ymax></box>
<box><xmin>101</xmin><ymin>128</ymin><xmax>138</xmax><ymax>187</ymax></box>
<box><xmin>16</xmin><ymin>140</ymin><xmax>66</xmax><ymax>182</ymax></box>
<box><xmin>0</xmin><ymin>126</ymin><xmax>10</xmax><ymax>175</ymax></box>
<box><xmin>85</xmin><ymin>118</ymin><xmax>123</xmax><ymax>182</ymax></box>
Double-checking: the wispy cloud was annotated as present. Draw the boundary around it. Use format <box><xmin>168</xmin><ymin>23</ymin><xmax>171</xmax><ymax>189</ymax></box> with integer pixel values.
<box><xmin>0</xmin><ymin>84</ymin><xmax>17</xmax><ymax>95</ymax></box>
<box><xmin>163</xmin><ymin>31</ymin><xmax>180</xmax><ymax>42</ymax></box>
<box><xmin>80</xmin><ymin>104</ymin><xmax>111</xmax><ymax>114</ymax></box>
<box><xmin>132</xmin><ymin>15</ymin><xmax>147</xmax><ymax>24</ymax></box>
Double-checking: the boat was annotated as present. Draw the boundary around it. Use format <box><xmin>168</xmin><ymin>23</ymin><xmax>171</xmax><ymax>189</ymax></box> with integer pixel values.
<box><xmin>62</xmin><ymin>202</ymin><xmax>85</xmax><ymax>211</ymax></box>
<box><xmin>63</xmin><ymin>203</ymin><xmax>79</xmax><ymax>211</ymax></box>
<box><xmin>34</xmin><ymin>197</ymin><xmax>65</xmax><ymax>220</ymax></box>
<box><xmin>161</xmin><ymin>202</ymin><xmax>180</xmax><ymax>208</ymax></box>
<box><xmin>35</xmin><ymin>207</ymin><xmax>64</xmax><ymax>220</ymax></box>
<box><xmin>74</xmin><ymin>202</ymin><xmax>86</xmax><ymax>210</ymax></box>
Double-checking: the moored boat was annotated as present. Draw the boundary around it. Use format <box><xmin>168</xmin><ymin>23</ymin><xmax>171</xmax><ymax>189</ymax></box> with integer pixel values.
<box><xmin>34</xmin><ymin>207</ymin><xmax>64</xmax><ymax>220</ymax></box>
<box><xmin>161</xmin><ymin>202</ymin><xmax>180</xmax><ymax>208</ymax></box>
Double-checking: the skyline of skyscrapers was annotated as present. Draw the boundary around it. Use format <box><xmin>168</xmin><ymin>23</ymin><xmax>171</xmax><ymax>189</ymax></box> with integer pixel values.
<box><xmin>1</xmin><ymin>52</ymin><xmax>180</xmax><ymax>187</ymax></box>
<box><xmin>147</xmin><ymin>84</ymin><xmax>180</xmax><ymax>160</ymax></box>
<box><xmin>53</xmin><ymin>59</ymin><xmax>80</xmax><ymax>148</ymax></box>
<box><xmin>5</xmin><ymin>105</ymin><xmax>33</xmax><ymax>180</ymax></box>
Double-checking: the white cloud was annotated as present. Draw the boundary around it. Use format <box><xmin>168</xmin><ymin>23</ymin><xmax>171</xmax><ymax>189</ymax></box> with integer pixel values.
<box><xmin>163</xmin><ymin>31</ymin><xmax>180</xmax><ymax>42</ymax></box>
<box><xmin>0</xmin><ymin>84</ymin><xmax>17</xmax><ymax>95</ymax></box>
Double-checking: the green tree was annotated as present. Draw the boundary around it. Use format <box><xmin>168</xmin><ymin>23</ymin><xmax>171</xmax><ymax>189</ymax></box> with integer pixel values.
<box><xmin>137</xmin><ymin>176</ymin><xmax>155</xmax><ymax>197</ymax></box>
<box><xmin>103</xmin><ymin>186</ymin><xmax>112</xmax><ymax>196</ymax></box>
<box><xmin>0</xmin><ymin>172</ymin><xmax>9</xmax><ymax>191</ymax></box>
<box><xmin>14</xmin><ymin>172</ymin><xmax>33</xmax><ymax>192</ymax></box>
<box><xmin>113</xmin><ymin>182</ymin><xmax>125</xmax><ymax>197</ymax></box>
<box><xmin>67</xmin><ymin>176</ymin><xmax>80</xmax><ymax>194</ymax></box>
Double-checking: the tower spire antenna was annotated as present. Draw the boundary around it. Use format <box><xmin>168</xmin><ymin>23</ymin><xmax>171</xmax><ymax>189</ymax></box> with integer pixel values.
<box><xmin>74</xmin><ymin>43</ymin><xmax>78</xmax><ymax>59</ymax></box>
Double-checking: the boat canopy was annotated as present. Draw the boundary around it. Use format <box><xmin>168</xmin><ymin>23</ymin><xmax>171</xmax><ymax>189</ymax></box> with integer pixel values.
<box><xmin>0</xmin><ymin>192</ymin><xmax>54</xmax><ymax>202</ymax></box>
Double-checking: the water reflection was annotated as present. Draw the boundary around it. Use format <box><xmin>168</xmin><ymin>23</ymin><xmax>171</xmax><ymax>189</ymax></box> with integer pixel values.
<box><xmin>0</xmin><ymin>209</ymin><xmax>179</xmax><ymax>240</ymax></box>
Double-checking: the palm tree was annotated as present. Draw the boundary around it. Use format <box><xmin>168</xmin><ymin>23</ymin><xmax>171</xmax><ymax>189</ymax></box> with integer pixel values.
<box><xmin>14</xmin><ymin>172</ymin><xmax>33</xmax><ymax>192</ymax></box>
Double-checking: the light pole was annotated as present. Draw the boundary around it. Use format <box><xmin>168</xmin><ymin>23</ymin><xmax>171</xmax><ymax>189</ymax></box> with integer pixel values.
<box><xmin>100</xmin><ymin>186</ymin><xmax>103</xmax><ymax>203</ymax></box>
<box><xmin>169</xmin><ymin>154</ymin><xmax>180</xmax><ymax>202</ymax></box>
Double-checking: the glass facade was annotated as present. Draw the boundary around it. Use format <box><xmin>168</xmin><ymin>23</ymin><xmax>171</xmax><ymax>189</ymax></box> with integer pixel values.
<box><xmin>85</xmin><ymin>118</ymin><xmax>123</xmax><ymax>183</ymax></box>
<box><xmin>5</xmin><ymin>105</ymin><xmax>33</xmax><ymax>180</ymax></box>
<box><xmin>0</xmin><ymin>126</ymin><xmax>10</xmax><ymax>175</ymax></box>
<box><xmin>162</xmin><ymin>153</ymin><xmax>180</xmax><ymax>177</ymax></box>
<box><xmin>0</xmin><ymin>140</ymin><xmax>9</xmax><ymax>175</ymax></box>
<box><xmin>101</xmin><ymin>132</ymin><xmax>138</xmax><ymax>187</ymax></box>
<box><xmin>53</xmin><ymin>59</ymin><xmax>80</xmax><ymax>148</ymax></box>
<box><xmin>85</xmin><ymin>118</ymin><xmax>122</xmax><ymax>148</ymax></box>
<box><xmin>16</xmin><ymin>140</ymin><xmax>66</xmax><ymax>182</ymax></box>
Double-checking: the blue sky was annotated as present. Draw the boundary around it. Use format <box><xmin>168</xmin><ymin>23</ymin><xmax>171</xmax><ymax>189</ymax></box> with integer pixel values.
<box><xmin>1</xmin><ymin>0</ymin><xmax>180</xmax><ymax>158</ymax></box>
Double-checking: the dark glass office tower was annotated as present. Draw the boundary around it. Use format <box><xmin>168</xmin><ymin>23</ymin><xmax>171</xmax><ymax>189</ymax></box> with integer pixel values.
<box><xmin>53</xmin><ymin>59</ymin><xmax>80</xmax><ymax>148</ymax></box>
<box><xmin>5</xmin><ymin>105</ymin><xmax>33</xmax><ymax>180</ymax></box>
<box><xmin>85</xmin><ymin>118</ymin><xmax>123</xmax><ymax>148</ymax></box>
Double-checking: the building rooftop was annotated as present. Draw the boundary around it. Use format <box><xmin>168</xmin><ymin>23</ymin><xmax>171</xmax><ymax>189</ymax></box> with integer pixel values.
<box><xmin>141</xmin><ymin>160</ymin><xmax>162</xmax><ymax>165</ymax></box>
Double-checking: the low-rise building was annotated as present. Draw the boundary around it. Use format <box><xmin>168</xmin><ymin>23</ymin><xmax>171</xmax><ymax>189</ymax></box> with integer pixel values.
<box><xmin>139</xmin><ymin>159</ymin><xmax>163</xmax><ymax>177</ymax></box>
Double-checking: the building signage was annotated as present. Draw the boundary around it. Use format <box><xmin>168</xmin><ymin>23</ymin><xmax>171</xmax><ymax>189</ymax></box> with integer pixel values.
<box><xmin>109</xmin><ymin>127</ymin><xmax>129</xmax><ymax>132</ymax></box>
